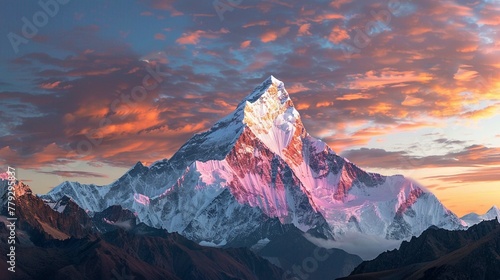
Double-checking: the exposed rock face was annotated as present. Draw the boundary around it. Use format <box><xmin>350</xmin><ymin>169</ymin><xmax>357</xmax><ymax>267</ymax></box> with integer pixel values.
<box><xmin>343</xmin><ymin>220</ymin><xmax>500</xmax><ymax>280</ymax></box>
<box><xmin>1</xmin><ymin>181</ymin><xmax>94</xmax><ymax>242</ymax></box>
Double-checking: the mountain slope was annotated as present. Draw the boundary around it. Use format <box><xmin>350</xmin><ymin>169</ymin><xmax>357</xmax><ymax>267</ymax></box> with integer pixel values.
<box><xmin>0</xmin><ymin>180</ymin><xmax>284</xmax><ymax>280</ymax></box>
<box><xmin>342</xmin><ymin>219</ymin><xmax>500</xmax><ymax>280</ymax></box>
<box><xmin>255</xmin><ymin>226</ymin><xmax>363</xmax><ymax>279</ymax></box>
<box><xmin>42</xmin><ymin>76</ymin><xmax>465</xmax><ymax>248</ymax></box>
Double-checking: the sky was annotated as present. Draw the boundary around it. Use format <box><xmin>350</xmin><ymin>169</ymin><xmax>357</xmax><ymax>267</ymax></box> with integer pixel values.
<box><xmin>0</xmin><ymin>0</ymin><xmax>499</xmax><ymax>217</ymax></box>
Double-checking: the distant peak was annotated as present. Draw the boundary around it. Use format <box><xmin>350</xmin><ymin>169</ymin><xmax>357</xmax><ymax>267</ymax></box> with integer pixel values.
<box><xmin>125</xmin><ymin>161</ymin><xmax>148</xmax><ymax>177</ymax></box>
<box><xmin>488</xmin><ymin>205</ymin><xmax>499</xmax><ymax>213</ymax></box>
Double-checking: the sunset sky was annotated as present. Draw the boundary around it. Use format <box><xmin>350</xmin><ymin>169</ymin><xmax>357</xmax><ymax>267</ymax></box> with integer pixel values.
<box><xmin>1</xmin><ymin>0</ymin><xmax>499</xmax><ymax>216</ymax></box>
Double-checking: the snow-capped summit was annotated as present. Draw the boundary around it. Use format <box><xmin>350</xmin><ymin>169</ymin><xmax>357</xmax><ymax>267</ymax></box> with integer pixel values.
<box><xmin>42</xmin><ymin>76</ymin><xmax>466</xmax><ymax>251</ymax></box>
<box><xmin>484</xmin><ymin>206</ymin><xmax>500</xmax><ymax>220</ymax></box>
<box><xmin>462</xmin><ymin>206</ymin><xmax>500</xmax><ymax>226</ymax></box>
<box><xmin>240</xmin><ymin>76</ymin><xmax>304</xmax><ymax>158</ymax></box>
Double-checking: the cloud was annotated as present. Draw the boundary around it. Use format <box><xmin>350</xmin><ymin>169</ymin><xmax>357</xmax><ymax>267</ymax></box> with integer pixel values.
<box><xmin>342</xmin><ymin>69</ymin><xmax>433</xmax><ymax>90</ymax></box>
<box><xmin>305</xmin><ymin>231</ymin><xmax>402</xmax><ymax>260</ymax></box>
<box><xmin>341</xmin><ymin>145</ymin><xmax>500</xmax><ymax>170</ymax></box>
<box><xmin>330</xmin><ymin>0</ymin><xmax>353</xmax><ymax>9</ymax></box>
<box><xmin>240</xmin><ymin>40</ymin><xmax>251</xmax><ymax>49</ymax></box>
<box><xmin>242</xmin><ymin>21</ymin><xmax>270</xmax><ymax>28</ymax></box>
<box><xmin>176</xmin><ymin>28</ymin><xmax>229</xmax><ymax>45</ymax></box>
<box><xmin>140</xmin><ymin>0</ymin><xmax>182</xmax><ymax>16</ymax></box>
<box><xmin>2</xmin><ymin>0</ymin><xmax>500</xmax><ymax>186</ymax></box>
<box><xmin>454</xmin><ymin>65</ymin><xmax>479</xmax><ymax>81</ymax></box>
<box><xmin>260</xmin><ymin>27</ymin><xmax>291</xmax><ymax>43</ymax></box>
<box><xmin>461</xmin><ymin>105</ymin><xmax>499</xmax><ymax>120</ymax></box>
<box><xmin>154</xmin><ymin>33</ymin><xmax>166</xmax><ymax>40</ymax></box>
<box><xmin>39</xmin><ymin>170</ymin><xmax>109</xmax><ymax>178</ymax></box>
<box><xmin>328</xmin><ymin>26</ymin><xmax>349</xmax><ymax>43</ymax></box>
<box><xmin>424</xmin><ymin>166</ymin><xmax>500</xmax><ymax>183</ymax></box>
<box><xmin>39</xmin><ymin>81</ymin><xmax>62</xmax><ymax>89</ymax></box>
<box><xmin>298</xmin><ymin>23</ymin><xmax>312</xmax><ymax>36</ymax></box>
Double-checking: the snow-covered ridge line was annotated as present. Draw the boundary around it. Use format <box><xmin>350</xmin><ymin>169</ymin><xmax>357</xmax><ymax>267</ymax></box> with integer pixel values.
<box><xmin>42</xmin><ymin>76</ymin><xmax>466</xmax><ymax>250</ymax></box>
<box><xmin>461</xmin><ymin>205</ymin><xmax>500</xmax><ymax>226</ymax></box>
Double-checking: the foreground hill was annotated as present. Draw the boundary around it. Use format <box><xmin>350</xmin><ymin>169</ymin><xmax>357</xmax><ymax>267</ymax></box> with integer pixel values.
<box><xmin>341</xmin><ymin>219</ymin><xmax>500</xmax><ymax>280</ymax></box>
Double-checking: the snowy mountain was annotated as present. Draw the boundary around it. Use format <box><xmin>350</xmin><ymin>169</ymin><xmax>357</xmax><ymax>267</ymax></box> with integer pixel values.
<box><xmin>42</xmin><ymin>76</ymin><xmax>466</xmax><ymax>248</ymax></box>
<box><xmin>0</xmin><ymin>180</ymin><xmax>285</xmax><ymax>280</ymax></box>
<box><xmin>461</xmin><ymin>206</ymin><xmax>500</xmax><ymax>226</ymax></box>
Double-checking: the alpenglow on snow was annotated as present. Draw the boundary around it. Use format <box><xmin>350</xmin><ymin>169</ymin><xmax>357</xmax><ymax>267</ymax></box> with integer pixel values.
<box><xmin>43</xmin><ymin>76</ymin><xmax>466</xmax><ymax>247</ymax></box>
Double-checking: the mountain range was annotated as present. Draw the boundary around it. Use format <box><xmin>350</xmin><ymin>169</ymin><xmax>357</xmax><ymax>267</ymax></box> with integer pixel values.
<box><xmin>461</xmin><ymin>206</ymin><xmax>500</xmax><ymax>227</ymax></box>
<box><xmin>2</xmin><ymin>76</ymin><xmax>498</xmax><ymax>279</ymax></box>
<box><xmin>0</xmin><ymin>180</ymin><xmax>285</xmax><ymax>279</ymax></box>
<box><xmin>43</xmin><ymin>76</ymin><xmax>466</xmax><ymax>251</ymax></box>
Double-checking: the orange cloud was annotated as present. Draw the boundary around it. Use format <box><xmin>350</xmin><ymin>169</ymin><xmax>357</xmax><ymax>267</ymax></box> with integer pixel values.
<box><xmin>310</xmin><ymin>13</ymin><xmax>344</xmax><ymax>22</ymax></box>
<box><xmin>344</xmin><ymin>69</ymin><xmax>433</xmax><ymax>90</ymax></box>
<box><xmin>328</xmin><ymin>26</ymin><xmax>349</xmax><ymax>43</ymax></box>
<box><xmin>154</xmin><ymin>33</ymin><xmax>166</xmax><ymax>40</ymax></box>
<box><xmin>69</xmin><ymin>68</ymin><xmax>120</xmax><ymax>77</ymax></box>
<box><xmin>0</xmin><ymin>143</ymin><xmax>72</xmax><ymax>168</ymax></box>
<box><xmin>242</xmin><ymin>20</ymin><xmax>270</xmax><ymax>28</ymax></box>
<box><xmin>296</xmin><ymin>103</ymin><xmax>311</xmax><ymax>110</ymax></box>
<box><xmin>40</xmin><ymin>81</ymin><xmax>62</xmax><ymax>89</ymax></box>
<box><xmin>142</xmin><ymin>0</ymin><xmax>182</xmax><ymax>16</ymax></box>
<box><xmin>461</xmin><ymin>105</ymin><xmax>499</xmax><ymax>120</ymax></box>
<box><xmin>260</xmin><ymin>27</ymin><xmax>290</xmax><ymax>43</ymax></box>
<box><xmin>286</xmin><ymin>83</ymin><xmax>309</xmax><ymax>94</ymax></box>
<box><xmin>336</xmin><ymin>93</ymin><xmax>372</xmax><ymax>101</ymax></box>
<box><xmin>316</xmin><ymin>101</ymin><xmax>334</xmax><ymax>108</ymax></box>
<box><xmin>329</xmin><ymin>0</ymin><xmax>352</xmax><ymax>9</ymax></box>
<box><xmin>454</xmin><ymin>65</ymin><xmax>478</xmax><ymax>81</ymax></box>
<box><xmin>401</xmin><ymin>95</ymin><xmax>425</xmax><ymax>107</ymax></box>
<box><xmin>240</xmin><ymin>40</ymin><xmax>251</xmax><ymax>49</ymax></box>
<box><xmin>298</xmin><ymin>23</ymin><xmax>312</xmax><ymax>36</ymax></box>
<box><xmin>478</xmin><ymin>4</ymin><xmax>500</xmax><ymax>26</ymax></box>
<box><xmin>176</xmin><ymin>29</ymin><xmax>229</xmax><ymax>45</ymax></box>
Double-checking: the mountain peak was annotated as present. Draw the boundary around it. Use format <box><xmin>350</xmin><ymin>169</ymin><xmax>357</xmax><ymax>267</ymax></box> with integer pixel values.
<box><xmin>485</xmin><ymin>205</ymin><xmax>500</xmax><ymax>219</ymax></box>
<box><xmin>238</xmin><ymin>75</ymin><xmax>289</xmax><ymax>108</ymax></box>
<box><xmin>462</xmin><ymin>205</ymin><xmax>500</xmax><ymax>226</ymax></box>
<box><xmin>243</xmin><ymin>75</ymin><xmax>284</xmax><ymax>103</ymax></box>
<box><xmin>238</xmin><ymin>75</ymin><xmax>306</xmax><ymax>158</ymax></box>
